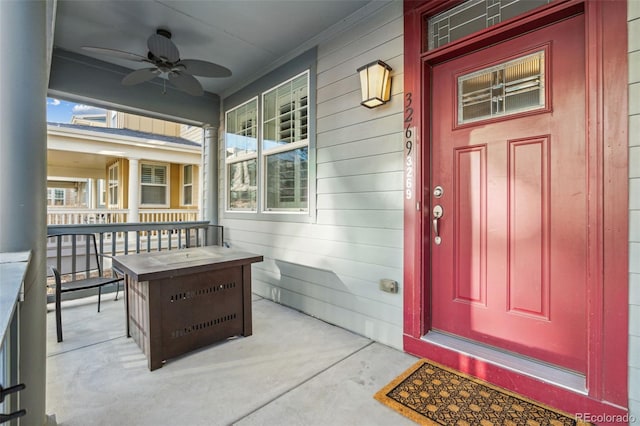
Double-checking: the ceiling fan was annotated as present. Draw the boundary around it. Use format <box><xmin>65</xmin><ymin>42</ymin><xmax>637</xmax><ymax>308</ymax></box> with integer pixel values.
<box><xmin>82</xmin><ymin>29</ymin><xmax>232</xmax><ymax>96</ymax></box>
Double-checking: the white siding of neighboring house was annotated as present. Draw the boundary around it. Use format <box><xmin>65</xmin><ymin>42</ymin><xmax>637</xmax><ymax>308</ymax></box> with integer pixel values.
<box><xmin>180</xmin><ymin>125</ymin><xmax>203</xmax><ymax>144</ymax></box>
<box><xmin>218</xmin><ymin>1</ymin><xmax>405</xmax><ymax>348</ymax></box>
<box><xmin>629</xmin><ymin>0</ymin><xmax>640</xmax><ymax>419</ymax></box>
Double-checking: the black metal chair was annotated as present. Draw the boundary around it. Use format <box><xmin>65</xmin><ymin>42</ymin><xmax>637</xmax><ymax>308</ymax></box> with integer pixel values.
<box><xmin>48</xmin><ymin>233</ymin><xmax>124</xmax><ymax>342</ymax></box>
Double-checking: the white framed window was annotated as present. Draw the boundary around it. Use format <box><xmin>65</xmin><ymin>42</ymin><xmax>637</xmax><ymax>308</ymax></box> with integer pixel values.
<box><xmin>224</xmin><ymin>70</ymin><xmax>311</xmax><ymax>216</ymax></box>
<box><xmin>225</xmin><ymin>98</ymin><xmax>258</xmax><ymax>211</ymax></box>
<box><xmin>47</xmin><ymin>188</ymin><xmax>65</xmax><ymax>206</ymax></box>
<box><xmin>182</xmin><ymin>164</ymin><xmax>194</xmax><ymax>206</ymax></box>
<box><xmin>140</xmin><ymin>162</ymin><xmax>169</xmax><ymax>207</ymax></box>
<box><xmin>97</xmin><ymin>179</ymin><xmax>106</xmax><ymax>207</ymax></box>
<box><xmin>262</xmin><ymin>72</ymin><xmax>309</xmax><ymax>212</ymax></box>
<box><xmin>108</xmin><ymin>163</ymin><xmax>119</xmax><ymax>207</ymax></box>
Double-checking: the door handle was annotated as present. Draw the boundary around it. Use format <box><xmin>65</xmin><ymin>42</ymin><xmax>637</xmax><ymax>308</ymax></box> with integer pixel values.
<box><xmin>433</xmin><ymin>205</ymin><xmax>443</xmax><ymax>245</ymax></box>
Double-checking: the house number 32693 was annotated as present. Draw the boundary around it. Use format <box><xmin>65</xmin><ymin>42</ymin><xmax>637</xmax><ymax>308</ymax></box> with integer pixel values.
<box><xmin>405</xmin><ymin>92</ymin><xmax>415</xmax><ymax>200</ymax></box>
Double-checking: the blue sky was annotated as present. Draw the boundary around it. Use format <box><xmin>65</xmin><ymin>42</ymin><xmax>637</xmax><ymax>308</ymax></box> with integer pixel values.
<box><xmin>47</xmin><ymin>98</ymin><xmax>106</xmax><ymax>123</ymax></box>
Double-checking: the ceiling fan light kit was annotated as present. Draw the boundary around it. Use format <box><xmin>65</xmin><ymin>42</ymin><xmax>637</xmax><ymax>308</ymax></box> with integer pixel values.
<box><xmin>83</xmin><ymin>28</ymin><xmax>232</xmax><ymax>96</ymax></box>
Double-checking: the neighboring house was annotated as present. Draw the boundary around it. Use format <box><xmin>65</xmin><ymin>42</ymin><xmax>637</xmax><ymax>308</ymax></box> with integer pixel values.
<box><xmin>1</xmin><ymin>1</ymin><xmax>638</xmax><ymax>424</ymax></box>
<box><xmin>47</xmin><ymin>113</ymin><xmax>203</xmax><ymax>224</ymax></box>
<box><xmin>46</xmin><ymin>179</ymin><xmax>88</xmax><ymax>208</ymax></box>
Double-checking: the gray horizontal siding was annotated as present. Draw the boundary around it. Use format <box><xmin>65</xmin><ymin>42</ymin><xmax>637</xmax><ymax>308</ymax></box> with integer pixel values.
<box><xmin>220</xmin><ymin>0</ymin><xmax>405</xmax><ymax>349</ymax></box>
<box><xmin>221</xmin><ymin>218</ymin><xmax>402</xmax><ymax>248</ymax></box>
<box><xmin>317</xmin><ymin>171</ymin><xmax>403</xmax><ymax>194</ymax></box>
<box><xmin>317</xmin><ymin>114</ymin><xmax>401</xmax><ymax>148</ymax></box>
<box><xmin>227</xmin><ymin>238</ymin><xmax>402</xmax><ymax>286</ymax></box>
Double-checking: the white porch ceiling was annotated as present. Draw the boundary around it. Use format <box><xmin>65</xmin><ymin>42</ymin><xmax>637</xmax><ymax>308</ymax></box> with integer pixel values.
<box><xmin>48</xmin><ymin>149</ymin><xmax>108</xmax><ymax>179</ymax></box>
<box><xmin>53</xmin><ymin>0</ymin><xmax>379</xmax><ymax>98</ymax></box>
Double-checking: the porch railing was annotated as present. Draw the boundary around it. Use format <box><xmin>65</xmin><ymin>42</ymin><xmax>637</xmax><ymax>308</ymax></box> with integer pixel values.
<box><xmin>47</xmin><ymin>221</ymin><xmax>223</xmax><ymax>256</ymax></box>
<box><xmin>46</xmin><ymin>208</ymin><xmax>200</xmax><ymax>225</ymax></box>
<box><xmin>0</xmin><ymin>252</ymin><xmax>29</xmax><ymax>423</ymax></box>
<box><xmin>138</xmin><ymin>209</ymin><xmax>199</xmax><ymax>223</ymax></box>
<box><xmin>47</xmin><ymin>208</ymin><xmax>128</xmax><ymax>225</ymax></box>
<box><xmin>46</xmin><ymin>221</ymin><xmax>224</xmax><ymax>303</ymax></box>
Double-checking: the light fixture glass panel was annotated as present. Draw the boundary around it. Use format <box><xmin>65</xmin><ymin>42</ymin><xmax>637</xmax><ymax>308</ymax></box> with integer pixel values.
<box><xmin>358</xmin><ymin>60</ymin><xmax>392</xmax><ymax>108</ymax></box>
<box><xmin>458</xmin><ymin>51</ymin><xmax>545</xmax><ymax>124</ymax></box>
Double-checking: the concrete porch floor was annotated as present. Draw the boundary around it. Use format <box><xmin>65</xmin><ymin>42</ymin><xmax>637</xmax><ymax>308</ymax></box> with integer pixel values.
<box><xmin>46</xmin><ymin>293</ymin><xmax>418</xmax><ymax>426</ymax></box>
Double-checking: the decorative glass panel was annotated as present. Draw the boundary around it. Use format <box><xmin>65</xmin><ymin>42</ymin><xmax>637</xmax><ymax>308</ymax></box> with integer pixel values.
<box><xmin>265</xmin><ymin>147</ymin><xmax>308</xmax><ymax>210</ymax></box>
<box><xmin>458</xmin><ymin>51</ymin><xmax>545</xmax><ymax>124</ymax></box>
<box><xmin>427</xmin><ymin>0</ymin><xmax>552</xmax><ymax>50</ymax></box>
<box><xmin>228</xmin><ymin>159</ymin><xmax>257</xmax><ymax>210</ymax></box>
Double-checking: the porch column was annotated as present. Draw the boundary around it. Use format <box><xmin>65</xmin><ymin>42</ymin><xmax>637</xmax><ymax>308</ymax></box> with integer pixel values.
<box><xmin>90</xmin><ymin>178</ymin><xmax>98</xmax><ymax>209</ymax></box>
<box><xmin>0</xmin><ymin>1</ymin><xmax>47</xmax><ymax>425</ymax></box>
<box><xmin>128</xmin><ymin>158</ymin><xmax>140</xmax><ymax>222</ymax></box>
<box><xmin>203</xmin><ymin>126</ymin><xmax>218</xmax><ymax>225</ymax></box>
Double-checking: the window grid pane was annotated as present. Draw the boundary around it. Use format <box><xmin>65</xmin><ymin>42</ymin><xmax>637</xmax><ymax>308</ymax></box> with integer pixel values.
<box><xmin>108</xmin><ymin>164</ymin><xmax>119</xmax><ymax>206</ymax></box>
<box><xmin>183</xmin><ymin>165</ymin><xmax>192</xmax><ymax>185</ymax></box>
<box><xmin>141</xmin><ymin>164</ymin><xmax>167</xmax><ymax>205</ymax></box>
<box><xmin>183</xmin><ymin>185</ymin><xmax>193</xmax><ymax>205</ymax></box>
<box><xmin>265</xmin><ymin>147</ymin><xmax>308</xmax><ymax>210</ymax></box>
<box><xmin>263</xmin><ymin>74</ymin><xmax>308</xmax><ymax>151</ymax></box>
<box><xmin>225</xmin><ymin>100</ymin><xmax>258</xmax><ymax>160</ymax></box>
<box><xmin>141</xmin><ymin>186</ymin><xmax>166</xmax><ymax>205</ymax></box>
<box><xmin>228</xmin><ymin>159</ymin><xmax>257</xmax><ymax>210</ymax></box>
<box><xmin>141</xmin><ymin>164</ymin><xmax>166</xmax><ymax>184</ymax></box>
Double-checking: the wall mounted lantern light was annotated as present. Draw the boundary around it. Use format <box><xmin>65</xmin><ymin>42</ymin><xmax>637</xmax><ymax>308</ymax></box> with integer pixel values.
<box><xmin>357</xmin><ymin>60</ymin><xmax>392</xmax><ymax>108</ymax></box>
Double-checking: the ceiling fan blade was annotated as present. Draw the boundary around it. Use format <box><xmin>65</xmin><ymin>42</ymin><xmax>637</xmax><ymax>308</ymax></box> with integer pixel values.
<box><xmin>122</xmin><ymin>68</ymin><xmax>159</xmax><ymax>86</ymax></box>
<box><xmin>179</xmin><ymin>59</ymin><xmax>232</xmax><ymax>78</ymax></box>
<box><xmin>82</xmin><ymin>46</ymin><xmax>147</xmax><ymax>62</ymax></box>
<box><xmin>147</xmin><ymin>33</ymin><xmax>180</xmax><ymax>63</ymax></box>
<box><xmin>169</xmin><ymin>72</ymin><xmax>204</xmax><ymax>96</ymax></box>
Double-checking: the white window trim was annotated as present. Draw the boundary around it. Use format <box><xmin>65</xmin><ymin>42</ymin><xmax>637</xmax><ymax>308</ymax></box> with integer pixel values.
<box><xmin>139</xmin><ymin>161</ymin><xmax>170</xmax><ymax>208</ymax></box>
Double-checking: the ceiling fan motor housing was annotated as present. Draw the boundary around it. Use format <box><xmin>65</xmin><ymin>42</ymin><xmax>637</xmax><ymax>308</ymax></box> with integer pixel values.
<box><xmin>156</xmin><ymin>28</ymin><xmax>172</xmax><ymax>39</ymax></box>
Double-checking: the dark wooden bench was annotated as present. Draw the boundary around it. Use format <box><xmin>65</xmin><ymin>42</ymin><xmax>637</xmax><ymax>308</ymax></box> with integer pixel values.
<box><xmin>47</xmin><ymin>233</ymin><xmax>123</xmax><ymax>342</ymax></box>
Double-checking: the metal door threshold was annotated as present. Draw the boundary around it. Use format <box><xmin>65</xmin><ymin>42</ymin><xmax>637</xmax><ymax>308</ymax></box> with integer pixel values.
<box><xmin>422</xmin><ymin>331</ymin><xmax>587</xmax><ymax>394</ymax></box>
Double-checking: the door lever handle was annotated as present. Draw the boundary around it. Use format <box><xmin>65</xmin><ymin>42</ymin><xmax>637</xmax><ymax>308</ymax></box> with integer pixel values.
<box><xmin>433</xmin><ymin>205</ymin><xmax>443</xmax><ymax>245</ymax></box>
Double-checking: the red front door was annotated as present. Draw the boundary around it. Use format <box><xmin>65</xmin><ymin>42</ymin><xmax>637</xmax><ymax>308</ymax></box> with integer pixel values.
<box><xmin>430</xmin><ymin>15</ymin><xmax>587</xmax><ymax>373</ymax></box>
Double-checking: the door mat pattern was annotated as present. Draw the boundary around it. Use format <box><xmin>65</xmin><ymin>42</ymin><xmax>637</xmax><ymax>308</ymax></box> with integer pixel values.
<box><xmin>374</xmin><ymin>359</ymin><xmax>590</xmax><ymax>426</ymax></box>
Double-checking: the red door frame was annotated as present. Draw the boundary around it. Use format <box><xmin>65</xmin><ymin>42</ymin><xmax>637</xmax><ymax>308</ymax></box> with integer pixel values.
<box><xmin>402</xmin><ymin>0</ymin><xmax>629</xmax><ymax>418</ymax></box>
